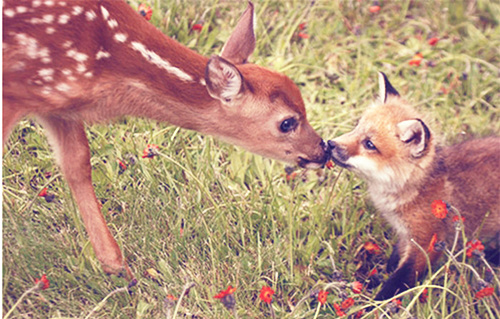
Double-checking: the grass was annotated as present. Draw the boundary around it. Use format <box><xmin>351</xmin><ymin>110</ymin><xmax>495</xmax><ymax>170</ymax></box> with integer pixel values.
<box><xmin>3</xmin><ymin>0</ymin><xmax>500</xmax><ymax>318</ymax></box>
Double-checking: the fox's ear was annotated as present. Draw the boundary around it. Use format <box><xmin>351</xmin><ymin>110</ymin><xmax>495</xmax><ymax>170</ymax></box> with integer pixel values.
<box><xmin>205</xmin><ymin>56</ymin><xmax>244</xmax><ymax>105</ymax></box>
<box><xmin>378</xmin><ymin>72</ymin><xmax>400</xmax><ymax>103</ymax></box>
<box><xmin>397</xmin><ymin>119</ymin><xmax>431</xmax><ymax>158</ymax></box>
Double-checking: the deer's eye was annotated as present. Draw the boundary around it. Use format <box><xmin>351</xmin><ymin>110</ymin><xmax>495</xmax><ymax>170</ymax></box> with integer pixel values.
<box><xmin>363</xmin><ymin>139</ymin><xmax>377</xmax><ymax>151</ymax></box>
<box><xmin>280</xmin><ymin>118</ymin><xmax>298</xmax><ymax>133</ymax></box>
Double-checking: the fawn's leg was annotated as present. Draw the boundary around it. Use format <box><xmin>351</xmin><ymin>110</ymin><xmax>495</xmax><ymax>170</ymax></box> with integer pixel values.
<box><xmin>37</xmin><ymin>115</ymin><xmax>133</xmax><ymax>280</ymax></box>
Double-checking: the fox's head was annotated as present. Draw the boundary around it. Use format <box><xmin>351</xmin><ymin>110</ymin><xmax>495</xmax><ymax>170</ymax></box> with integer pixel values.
<box><xmin>327</xmin><ymin>73</ymin><xmax>436</xmax><ymax>193</ymax></box>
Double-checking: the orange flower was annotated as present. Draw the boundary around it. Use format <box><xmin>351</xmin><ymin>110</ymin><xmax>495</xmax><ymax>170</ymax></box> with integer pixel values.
<box><xmin>38</xmin><ymin>187</ymin><xmax>48</xmax><ymax>197</ymax></box>
<box><xmin>214</xmin><ymin>286</ymin><xmax>237</xmax><ymax>299</ymax></box>
<box><xmin>427</xmin><ymin>233</ymin><xmax>438</xmax><ymax>252</ymax></box>
<box><xmin>475</xmin><ymin>286</ymin><xmax>494</xmax><ymax>299</ymax></box>
<box><xmin>392</xmin><ymin>298</ymin><xmax>402</xmax><ymax>306</ymax></box>
<box><xmin>286</xmin><ymin>171</ymin><xmax>297</xmax><ymax>181</ymax></box>
<box><xmin>34</xmin><ymin>274</ymin><xmax>50</xmax><ymax>290</ymax></box>
<box><xmin>419</xmin><ymin>288</ymin><xmax>428</xmax><ymax>303</ymax></box>
<box><xmin>299</xmin><ymin>22</ymin><xmax>307</xmax><ymax>31</ymax></box>
<box><xmin>138</xmin><ymin>3</ymin><xmax>153</xmax><ymax>21</ymax></box>
<box><xmin>166</xmin><ymin>294</ymin><xmax>178</xmax><ymax>301</ymax></box>
<box><xmin>326</xmin><ymin>160</ymin><xmax>334</xmax><ymax>170</ymax></box>
<box><xmin>428</xmin><ymin>37</ymin><xmax>439</xmax><ymax>46</ymax></box>
<box><xmin>192</xmin><ymin>23</ymin><xmax>203</xmax><ymax>32</ymax></box>
<box><xmin>369</xmin><ymin>5</ymin><xmax>381</xmax><ymax>13</ymax></box>
<box><xmin>118</xmin><ymin>159</ymin><xmax>127</xmax><ymax>172</ymax></box>
<box><xmin>452</xmin><ymin>215</ymin><xmax>465</xmax><ymax>223</ymax></box>
<box><xmin>341</xmin><ymin>297</ymin><xmax>355</xmax><ymax>310</ymax></box>
<box><xmin>409</xmin><ymin>52</ymin><xmax>424</xmax><ymax>66</ymax></box>
<box><xmin>142</xmin><ymin>144</ymin><xmax>159</xmax><ymax>158</ymax></box>
<box><xmin>431</xmin><ymin>200</ymin><xmax>448</xmax><ymax>219</ymax></box>
<box><xmin>351</xmin><ymin>281</ymin><xmax>363</xmax><ymax>294</ymax></box>
<box><xmin>317</xmin><ymin>290</ymin><xmax>329</xmax><ymax>305</ymax></box>
<box><xmin>297</xmin><ymin>32</ymin><xmax>309</xmax><ymax>39</ymax></box>
<box><xmin>466</xmin><ymin>239</ymin><xmax>485</xmax><ymax>258</ymax></box>
<box><xmin>364</xmin><ymin>241</ymin><xmax>381</xmax><ymax>254</ymax></box>
<box><xmin>333</xmin><ymin>303</ymin><xmax>346</xmax><ymax>317</ymax></box>
<box><xmin>259</xmin><ymin>286</ymin><xmax>274</xmax><ymax>304</ymax></box>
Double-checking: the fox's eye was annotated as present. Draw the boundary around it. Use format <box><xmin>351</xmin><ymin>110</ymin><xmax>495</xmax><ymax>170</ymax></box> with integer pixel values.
<box><xmin>280</xmin><ymin>118</ymin><xmax>298</xmax><ymax>133</ymax></box>
<box><xmin>363</xmin><ymin>139</ymin><xmax>377</xmax><ymax>151</ymax></box>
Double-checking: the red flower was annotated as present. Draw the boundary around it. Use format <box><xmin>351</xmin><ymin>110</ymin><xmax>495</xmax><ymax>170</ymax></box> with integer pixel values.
<box><xmin>138</xmin><ymin>3</ymin><xmax>152</xmax><ymax>21</ymax></box>
<box><xmin>214</xmin><ymin>286</ymin><xmax>237</xmax><ymax>299</ymax></box>
<box><xmin>364</xmin><ymin>241</ymin><xmax>381</xmax><ymax>254</ymax></box>
<box><xmin>475</xmin><ymin>286</ymin><xmax>494</xmax><ymax>299</ymax></box>
<box><xmin>355</xmin><ymin>310</ymin><xmax>365</xmax><ymax>318</ymax></box>
<box><xmin>297</xmin><ymin>32</ymin><xmax>309</xmax><ymax>39</ymax></box>
<box><xmin>333</xmin><ymin>303</ymin><xmax>346</xmax><ymax>317</ymax></box>
<box><xmin>369</xmin><ymin>267</ymin><xmax>378</xmax><ymax>276</ymax></box>
<box><xmin>351</xmin><ymin>281</ymin><xmax>363</xmax><ymax>294</ymax></box>
<box><xmin>409</xmin><ymin>52</ymin><xmax>424</xmax><ymax>66</ymax></box>
<box><xmin>34</xmin><ymin>274</ymin><xmax>50</xmax><ymax>290</ymax></box>
<box><xmin>326</xmin><ymin>160</ymin><xmax>334</xmax><ymax>170</ymax></box>
<box><xmin>341</xmin><ymin>297</ymin><xmax>355</xmax><ymax>310</ymax></box>
<box><xmin>286</xmin><ymin>171</ymin><xmax>297</xmax><ymax>181</ymax></box>
<box><xmin>369</xmin><ymin>5</ymin><xmax>381</xmax><ymax>13</ymax></box>
<box><xmin>392</xmin><ymin>298</ymin><xmax>402</xmax><ymax>306</ymax></box>
<box><xmin>38</xmin><ymin>187</ymin><xmax>48</xmax><ymax>197</ymax></box>
<box><xmin>317</xmin><ymin>290</ymin><xmax>329</xmax><ymax>305</ymax></box>
<box><xmin>466</xmin><ymin>239</ymin><xmax>485</xmax><ymax>258</ymax></box>
<box><xmin>259</xmin><ymin>286</ymin><xmax>274</xmax><ymax>304</ymax></box>
<box><xmin>166</xmin><ymin>294</ymin><xmax>178</xmax><ymax>301</ymax></box>
<box><xmin>142</xmin><ymin>144</ymin><xmax>159</xmax><ymax>158</ymax></box>
<box><xmin>428</xmin><ymin>37</ymin><xmax>439</xmax><ymax>46</ymax></box>
<box><xmin>427</xmin><ymin>233</ymin><xmax>438</xmax><ymax>252</ymax></box>
<box><xmin>118</xmin><ymin>159</ymin><xmax>127</xmax><ymax>171</ymax></box>
<box><xmin>452</xmin><ymin>215</ymin><xmax>465</xmax><ymax>223</ymax></box>
<box><xmin>431</xmin><ymin>200</ymin><xmax>448</xmax><ymax>219</ymax></box>
<box><xmin>419</xmin><ymin>288</ymin><xmax>428</xmax><ymax>303</ymax></box>
<box><xmin>298</xmin><ymin>22</ymin><xmax>307</xmax><ymax>31</ymax></box>
<box><xmin>192</xmin><ymin>23</ymin><xmax>203</xmax><ymax>32</ymax></box>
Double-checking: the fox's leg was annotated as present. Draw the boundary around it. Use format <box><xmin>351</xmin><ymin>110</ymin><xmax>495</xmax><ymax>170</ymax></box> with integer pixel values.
<box><xmin>37</xmin><ymin>115</ymin><xmax>134</xmax><ymax>280</ymax></box>
<box><xmin>375</xmin><ymin>239</ymin><xmax>442</xmax><ymax>300</ymax></box>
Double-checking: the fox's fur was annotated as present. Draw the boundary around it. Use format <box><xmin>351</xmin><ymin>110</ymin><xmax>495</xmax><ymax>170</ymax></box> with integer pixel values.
<box><xmin>328</xmin><ymin>73</ymin><xmax>500</xmax><ymax>300</ymax></box>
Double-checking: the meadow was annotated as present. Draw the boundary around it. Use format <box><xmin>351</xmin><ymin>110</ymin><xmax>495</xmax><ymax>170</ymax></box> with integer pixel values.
<box><xmin>2</xmin><ymin>0</ymin><xmax>499</xmax><ymax>318</ymax></box>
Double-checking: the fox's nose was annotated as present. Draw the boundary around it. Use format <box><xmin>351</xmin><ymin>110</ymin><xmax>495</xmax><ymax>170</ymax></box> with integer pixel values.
<box><xmin>327</xmin><ymin>140</ymin><xmax>336</xmax><ymax>150</ymax></box>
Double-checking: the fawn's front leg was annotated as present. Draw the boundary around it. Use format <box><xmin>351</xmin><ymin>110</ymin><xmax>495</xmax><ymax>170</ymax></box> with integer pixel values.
<box><xmin>38</xmin><ymin>115</ymin><xmax>133</xmax><ymax>280</ymax></box>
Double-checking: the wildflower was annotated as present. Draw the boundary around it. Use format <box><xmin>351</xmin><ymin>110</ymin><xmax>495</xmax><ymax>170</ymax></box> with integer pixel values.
<box><xmin>142</xmin><ymin>144</ymin><xmax>159</xmax><ymax>158</ymax></box>
<box><xmin>475</xmin><ymin>286</ymin><xmax>494</xmax><ymax>299</ymax></box>
<box><xmin>341</xmin><ymin>297</ymin><xmax>355</xmax><ymax>310</ymax></box>
<box><xmin>409</xmin><ymin>52</ymin><xmax>424</xmax><ymax>66</ymax></box>
<box><xmin>452</xmin><ymin>215</ymin><xmax>465</xmax><ymax>223</ymax></box>
<box><xmin>38</xmin><ymin>187</ymin><xmax>48</xmax><ymax>197</ymax></box>
<box><xmin>369</xmin><ymin>5</ymin><xmax>381</xmax><ymax>13</ymax></box>
<box><xmin>164</xmin><ymin>294</ymin><xmax>178</xmax><ymax>309</ymax></box>
<box><xmin>355</xmin><ymin>310</ymin><xmax>365</xmax><ymax>318</ymax></box>
<box><xmin>299</xmin><ymin>22</ymin><xmax>307</xmax><ymax>30</ymax></box>
<box><xmin>138</xmin><ymin>3</ymin><xmax>153</xmax><ymax>21</ymax></box>
<box><xmin>326</xmin><ymin>160</ymin><xmax>334</xmax><ymax>169</ymax></box>
<box><xmin>428</xmin><ymin>37</ymin><xmax>439</xmax><ymax>46</ymax></box>
<box><xmin>333</xmin><ymin>303</ymin><xmax>346</xmax><ymax>317</ymax></box>
<box><xmin>34</xmin><ymin>274</ymin><xmax>50</xmax><ymax>290</ymax></box>
<box><xmin>192</xmin><ymin>23</ymin><xmax>203</xmax><ymax>32</ymax></box>
<box><xmin>419</xmin><ymin>288</ymin><xmax>428</xmax><ymax>303</ymax></box>
<box><xmin>259</xmin><ymin>286</ymin><xmax>274</xmax><ymax>304</ymax></box>
<box><xmin>427</xmin><ymin>233</ymin><xmax>438</xmax><ymax>252</ymax></box>
<box><xmin>297</xmin><ymin>32</ymin><xmax>309</xmax><ymax>39</ymax></box>
<box><xmin>317</xmin><ymin>290</ymin><xmax>328</xmax><ymax>305</ymax></box>
<box><xmin>466</xmin><ymin>239</ymin><xmax>485</xmax><ymax>258</ymax></box>
<box><xmin>286</xmin><ymin>171</ymin><xmax>297</xmax><ymax>181</ymax></box>
<box><xmin>369</xmin><ymin>268</ymin><xmax>378</xmax><ymax>276</ymax></box>
<box><xmin>118</xmin><ymin>159</ymin><xmax>127</xmax><ymax>173</ymax></box>
<box><xmin>364</xmin><ymin>241</ymin><xmax>381</xmax><ymax>254</ymax></box>
<box><xmin>431</xmin><ymin>200</ymin><xmax>448</xmax><ymax>219</ymax></box>
<box><xmin>351</xmin><ymin>281</ymin><xmax>363</xmax><ymax>294</ymax></box>
<box><xmin>214</xmin><ymin>286</ymin><xmax>237</xmax><ymax>311</ymax></box>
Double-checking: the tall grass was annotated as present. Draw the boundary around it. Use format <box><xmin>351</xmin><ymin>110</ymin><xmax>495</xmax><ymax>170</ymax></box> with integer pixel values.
<box><xmin>3</xmin><ymin>0</ymin><xmax>499</xmax><ymax>318</ymax></box>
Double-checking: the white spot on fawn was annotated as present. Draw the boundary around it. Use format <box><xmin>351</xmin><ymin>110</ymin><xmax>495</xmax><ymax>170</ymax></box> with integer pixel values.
<box><xmin>44</xmin><ymin>0</ymin><xmax>55</xmax><ymax>6</ymax></box>
<box><xmin>100</xmin><ymin>6</ymin><xmax>110</xmax><ymax>20</ymax></box>
<box><xmin>62</xmin><ymin>40</ymin><xmax>73</xmax><ymax>49</ymax></box>
<box><xmin>130</xmin><ymin>41</ymin><xmax>194</xmax><ymax>82</ymax></box>
<box><xmin>113</xmin><ymin>33</ymin><xmax>127</xmax><ymax>43</ymax></box>
<box><xmin>76</xmin><ymin>63</ymin><xmax>86</xmax><ymax>73</ymax></box>
<box><xmin>15</xmin><ymin>33</ymin><xmax>51</xmax><ymax>62</ymax></box>
<box><xmin>16</xmin><ymin>6</ymin><xmax>28</xmax><ymax>13</ymax></box>
<box><xmin>30</xmin><ymin>15</ymin><xmax>54</xmax><ymax>24</ymax></box>
<box><xmin>58</xmin><ymin>14</ymin><xmax>70</xmax><ymax>24</ymax></box>
<box><xmin>38</xmin><ymin>68</ymin><xmax>54</xmax><ymax>82</ymax></box>
<box><xmin>72</xmin><ymin>6</ymin><xmax>83</xmax><ymax>16</ymax></box>
<box><xmin>85</xmin><ymin>10</ymin><xmax>97</xmax><ymax>21</ymax></box>
<box><xmin>96</xmin><ymin>50</ymin><xmax>111</xmax><ymax>60</ymax></box>
<box><xmin>62</xmin><ymin>69</ymin><xmax>72</xmax><ymax>76</ymax></box>
<box><xmin>59</xmin><ymin>2</ymin><xmax>67</xmax><ymax>6</ymax></box>
<box><xmin>66</xmin><ymin>49</ymin><xmax>88</xmax><ymax>62</ymax></box>
<box><xmin>46</xmin><ymin>27</ymin><xmax>55</xmax><ymax>34</ymax></box>
<box><xmin>33</xmin><ymin>0</ymin><xmax>42</xmax><ymax>8</ymax></box>
<box><xmin>84</xmin><ymin>72</ymin><xmax>93</xmax><ymax>78</ymax></box>
<box><xmin>108</xmin><ymin>19</ymin><xmax>118</xmax><ymax>29</ymax></box>
<box><xmin>4</xmin><ymin>9</ymin><xmax>15</xmax><ymax>17</ymax></box>
<box><xmin>56</xmin><ymin>83</ymin><xmax>71</xmax><ymax>92</ymax></box>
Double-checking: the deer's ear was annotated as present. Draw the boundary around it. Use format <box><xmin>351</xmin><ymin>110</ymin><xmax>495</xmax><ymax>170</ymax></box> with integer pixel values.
<box><xmin>397</xmin><ymin>119</ymin><xmax>431</xmax><ymax>158</ymax></box>
<box><xmin>220</xmin><ymin>1</ymin><xmax>256</xmax><ymax>65</ymax></box>
<box><xmin>378</xmin><ymin>72</ymin><xmax>400</xmax><ymax>103</ymax></box>
<box><xmin>205</xmin><ymin>56</ymin><xmax>244</xmax><ymax>105</ymax></box>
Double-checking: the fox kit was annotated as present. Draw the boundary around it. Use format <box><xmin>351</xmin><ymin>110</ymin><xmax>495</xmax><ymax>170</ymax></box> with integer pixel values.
<box><xmin>328</xmin><ymin>73</ymin><xmax>500</xmax><ymax>300</ymax></box>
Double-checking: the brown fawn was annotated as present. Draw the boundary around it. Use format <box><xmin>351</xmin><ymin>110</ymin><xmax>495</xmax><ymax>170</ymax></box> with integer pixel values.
<box><xmin>328</xmin><ymin>73</ymin><xmax>499</xmax><ymax>300</ymax></box>
<box><xmin>3</xmin><ymin>0</ymin><xmax>328</xmax><ymax>279</ymax></box>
